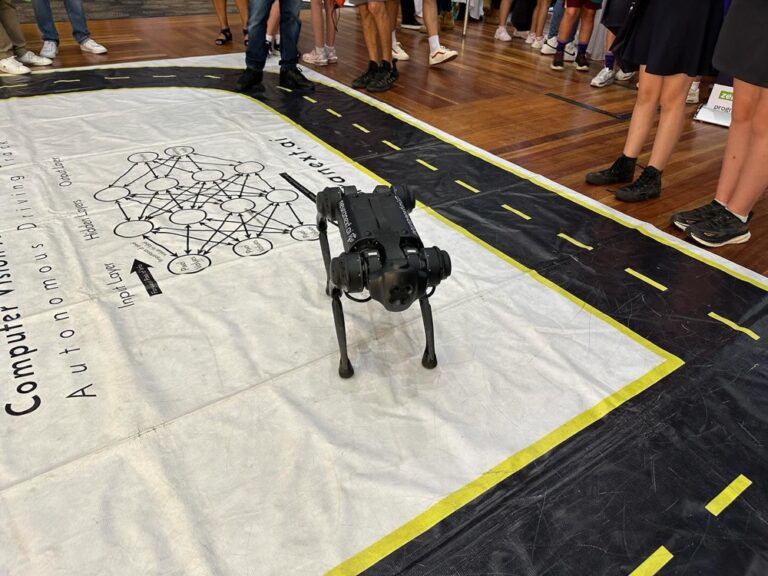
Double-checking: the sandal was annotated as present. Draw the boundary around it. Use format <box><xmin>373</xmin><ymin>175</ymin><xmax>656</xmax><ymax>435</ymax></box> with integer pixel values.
<box><xmin>215</xmin><ymin>28</ymin><xmax>232</xmax><ymax>46</ymax></box>
<box><xmin>243</xmin><ymin>28</ymin><xmax>249</xmax><ymax>46</ymax></box>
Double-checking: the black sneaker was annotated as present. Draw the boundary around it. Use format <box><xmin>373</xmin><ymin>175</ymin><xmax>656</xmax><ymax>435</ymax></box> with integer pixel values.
<box><xmin>615</xmin><ymin>166</ymin><xmax>662</xmax><ymax>202</ymax></box>
<box><xmin>237</xmin><ymin>68</ymin><xmax>264</xmax><ymax>93</ymax></box>
<box><xmin>687</xmin><ymin>210</ymin><xmax>752</xmax><ymax>247</ymax></box>
<box><xmin>585</xmin><ymin>155</ymin><xmax>636</xmax><ymax>186</ymax></box>
<box><xmin>367</xmin><ymin>61</ymin><xmax>396</xmax><ymax>92</ymax></box>
<box><xmin>575</xmin><ymin>52</ymin><xmax>589</xmax><ymax>71</ymax></box>
<box><xmin>352</xmin><ymin>61</ymin><xmax>379</xmax><ymax>89</ymax></box>
<box><xmin>279</xmin><ymin>66</ymin><xmax>314</xmax><ymax>91</ymax></box>
<box><xmin>671</xmin><ymin>200</ymin><xmax>727</xmax><ymax>231</ymax></box>
<box><xmin>551</xmin><ymin>51</ymin><xmax>565</xmax><ymax>70</ymax></box>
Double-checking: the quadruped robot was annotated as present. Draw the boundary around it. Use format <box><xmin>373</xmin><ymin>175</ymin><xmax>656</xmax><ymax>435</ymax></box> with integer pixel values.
<box><xmin>316</xmin><ymin>185</ymin><xmax>452</xmax><ymax>378</ymax></box>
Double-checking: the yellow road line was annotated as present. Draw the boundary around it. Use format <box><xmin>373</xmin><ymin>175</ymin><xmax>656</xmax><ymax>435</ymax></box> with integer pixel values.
<box><xmin>455</xmin><ymin>179</ymin><xmax>479</xmax><ymax>193</ymax></box>
<box><xmin>303</xmin><ymin>95</ymin><xmax>317</xmax><ymax>103</ymax></box>
<box><xmin>629</xmin><ymin>546</ymin><xmax>674</xmax><ymax>576</ymax></box>
<box><xmin>326</xmin><ymin>108</ymin><xmax>342</xmax><ymax>117</ymax></box>
<box><xmin>706</xmin><ymin>474</ymin><xmax>752</xmax><ymax>516</ymax></box>
<box><xmin>105</xmin><ymin>76</ymin><xmax>131</xmax><ymax>80</ymax></box>
<box><xmin>204</xmin><ymin>74</ymin><xmax>221</xmax><ymax>79</ymax></box>
<box><xmin>0</xmin><ymin>84</ymin><xmax>29</xmax><ymax>89</ymax></box>
<box><xmin>707</xmin><ymin>312</ymin><xmax>760</xmax><ymax>341</ymax></box>
<box><xmin>276</xmin><ymin>85</ymin><xmax>293</xmax><ymax>92</ymax></box>
<box><xmin>416</xmin><ymin>158</ymin><xmax>438</xmax><ymax>171</ymax></box>
<box><xmin>382</xmin><ymin>139</ymin><xmax>401</xmax><ymax>151</ymax></box>
<box><xmin>625</xmin><ymin>268</ymin><xmax>668</xmax><ymax>292</ymax></box>
<box><xmin>53</xmin><ymin>79</ymin><xmax>80</xmax><ymax>84</ymax></box>
<box><xmin>353</xmin><ymin>123</ymin><xmax>370</xmax><ymax>133</ymax></box>
<box><xmin>558</xmin><ymin>233</ymin><xmax>594</xmax><ymax>251</ymax></box>
<box><xmin>152</xmin><ymin>74</ymin><xmax>177</xmax><ymax>78</ymax></box>
<box><xmin>501</xmin><ymin>204</ymin><xmax>531</xmax><ymax>221</ymax></box>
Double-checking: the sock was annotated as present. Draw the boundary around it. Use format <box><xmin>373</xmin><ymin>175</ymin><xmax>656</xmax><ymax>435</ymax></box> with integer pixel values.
<box><xmin>556</xmin><ymin>39</ymin><xmax>566</xmax><ymax>52</ymax></box>
<box><xmin>727</xmin><ymin>208</ymin><xmax>749</xmax><ymax>223</ymax></box>
<box><xmin>691</xmin><ymin>80</ymin><xmax>700</xmax><ymax>90</ymax></box>
<box><xmin>578</xmin><ymin>42</ymin><xmax>588</xmax><ymax>55</ymax></box>
<box><xmin>605</xmin><ymin>52</ymin><xmax>615</xmax><ymax>70</ymax></box>
<box><xmin>266</xmin><ymin>34</ymin><xmax>274</xmax><ymax>43</ymax></box>
<box><xmin>428</xmin><ymin>35</ymin><xmax>440</xmax><ymax>53</ymax></box>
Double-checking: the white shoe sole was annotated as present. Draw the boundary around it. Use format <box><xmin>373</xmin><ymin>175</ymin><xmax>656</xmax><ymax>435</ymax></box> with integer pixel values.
<box><xmin>688</xmin><ymin>230</ymin><xmax>750</xmax><ymax>247</ymax></box>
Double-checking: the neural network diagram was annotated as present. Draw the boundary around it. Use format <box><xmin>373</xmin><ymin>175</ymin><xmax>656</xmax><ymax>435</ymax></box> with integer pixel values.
<box><xmin>94</xmin><ymin>146</ymin><xmax>319</xmax><ymax>275</ymax></box>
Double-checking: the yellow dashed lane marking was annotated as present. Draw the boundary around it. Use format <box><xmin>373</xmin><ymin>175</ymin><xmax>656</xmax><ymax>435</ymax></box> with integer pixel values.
<box><xmin>105</xmin><ymin>76</ymin><xmax>131</xmax><ymax>80</ymax></box>
<box><xmin>382</xmin><ymin>140</ymin><xmax>401</xmax><ymax>151</ymax></box>
<box><xmin>558</xmin><ymin>233</ymin><xmax>594</xmax><ymax>251</ymax></box>
<box><xmin>204</xmin><ymin>75</ymin><xmax>221</xmax><ymax>79</ymax></box>
<box><xmin>625</xmin><ymin>268</ymin><xmax>667</xmax><ymax>292</ymax></box>
<box><xmin>152</xmin><ymin>74</ymin><xmax>177</xmax><ymax>78</ymax></box>
<box><xmin>303</xmin><ymin>95</ymin><xmax>317</xmax><ymax>103</ymax></box>
<box><xmin>276</xmin><ymin>85</ymin><xmax>292</xmax><ymax>92</ymax></box>
<box><xmin>353</xmin><ymin>123</ymin><xmax>370</xmax><ymax>133</ymax></box>
<box><xmin>501</xmin><ymin>204</ymin><xmax>531</xmax><ymax>221</ymax></box>
<box><xmin>629</xmin><ymin>546</ymin><xmax>673</xmax><ymax>576</ymax></box>
<box><xmin>416</xmin><ymin>159</ymin><xmax>438</xmax><ymax>171</ymax></box>
<box><xmin>1</xmin><ymin>84</ymin><xmax>29</xmax><ymax>88</ymax></box>
<box><xmin>455</xmin><ymin>180</ymin><xmax>479</xmax><ymax>193</ymax></box>
<box><xmin>53</xmin><ymin>79</ymin><xmax>80</xmax><ymax>84</ymax></box>
<box><xmin>707</xmin><ymin>312</ymin><xmax>760</xmax><ymax>341</ymax></box>
<box><xmin>706</xmin><ymin>474</ymin><xmax>752</xmax><ymax>516</ymax></box>
<box><xmin>326</xmin><ymin>108</ymin><xmax>342</xmax><ymax>117</ymax></box>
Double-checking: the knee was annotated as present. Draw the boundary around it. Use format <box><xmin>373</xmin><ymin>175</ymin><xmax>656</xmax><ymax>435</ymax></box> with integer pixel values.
<box><xmin>368</xmin><ymin>1</ymin><xmax>384</xmax><ymax>14</ymax></box>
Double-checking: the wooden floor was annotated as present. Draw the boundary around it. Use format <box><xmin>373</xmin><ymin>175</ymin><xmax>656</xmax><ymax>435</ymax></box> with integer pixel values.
<box><xmin>18</xmin><ymin>12</ymin><xmax>767</xmax><ymax>276</ymax></box>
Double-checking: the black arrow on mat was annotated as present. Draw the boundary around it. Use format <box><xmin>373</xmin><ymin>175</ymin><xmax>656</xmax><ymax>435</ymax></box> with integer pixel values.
<box><xmin>130</xmin><ymin>259</ymin><xmax>162</xmax><ymax>297</ymax></box>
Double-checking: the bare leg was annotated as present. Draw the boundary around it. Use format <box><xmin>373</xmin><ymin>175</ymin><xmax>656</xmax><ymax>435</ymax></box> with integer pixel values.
<box><xmin>234</xmin><ymin>0</ymin><xmax>249</xmax><ymax>27</ymax></box>
<box><xmin>369</xmin><ymin>0</ymin><xmax>393</xmax><ymax>64</ymax></box>
<box><xmin>624</xmin><ymin>67</ymin><xmax>663</xmax><ymax>158</ymax></box>
<box><xmin>531</xmin><ymin>0</ymin><xmax>549</xmax><ymax>37</ymax></box>
<box><xmin>423</xmin><ymin>0</ymin><xmax>439</xmax><ymax>36</ymax></box>
<box><xmin>309</xmin><ymin>0</ymin><xmax>324</xmax><ymax>49</ymax></box>
<box><xmin>267</xmin><ymin>1</ymin><xmax>280</xmax><ymax>36</ymax></box>
<box><xmin>325</xmin><ymin>0</ymin><xmax>337</xmax><ymax>45</ymax></box>
<box><xmin>556</xmin><ymin>8</ymin><xmax>579</xmax><ymax>42</ymax></box>
<box><xmin>497</xmin><ymin>0</ymin><xmax>512</xmax><ymax>31</ymax></box>
<box><xmin>576</xmin><ymin>8</ymin><xmax>595</xmax><ymax>45</ymax></box>
<box><xmin>359</xmin><ymin>4</ymin><xmax>381</xmax><ymax>62</ymax></box>
<box><xmin>212</xmin><ymin>0</ymin><xmax>229</xmax><ymax>30</ymax></box>
<box><xmin>647</xmin><ymin>73</ymin><xmax>694</xmax><ymax>170</ymax></box>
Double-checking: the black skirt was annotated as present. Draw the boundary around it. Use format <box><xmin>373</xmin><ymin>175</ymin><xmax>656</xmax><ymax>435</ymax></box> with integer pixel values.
<box><xmin>713</xmin><ymin>0</ymin><xmax>768</xmax><ymax>88</ymax></box>
<box><xmin>601</xmin><ymin>0</ymin><xmax>633</xmax><ymax>36</ymax></box>
<box><xmin>613</xmin><ymin>0</ymin><xmax>724</xmax><ymax>77</ymax></box>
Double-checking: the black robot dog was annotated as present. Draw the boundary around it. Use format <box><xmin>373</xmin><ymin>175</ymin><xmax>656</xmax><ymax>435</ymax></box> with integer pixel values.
<box><xmin>316</xmin><ymin>184</ymin><xmax>451</xmax><ymax>378</ymax></box>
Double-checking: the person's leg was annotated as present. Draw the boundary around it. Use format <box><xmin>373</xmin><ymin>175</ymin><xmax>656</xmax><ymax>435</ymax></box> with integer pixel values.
<box><xmin>325</xmin><ymin>0</ymin><xmax>337</xmax><ymax>46</ymax></box>
<box><xmin>550</xmin><ymin>6</ymin><xmax>578</xmax><ymax>69</ymax></box>
<box><xmin>591</xmin><ymin>28</ymin><xmax>615</xmax><ymax>86</ymax></box>
<box><xmin>62</xmin><ymin>0</ymin><xmax>91</xmax><ymax>43</ymax></box>
<box><xmin>401</xmin><ymin>0</ymin><xmax>418</xmax><ymax>24</ymax></box>
<box><xmin>623</xmin><ymin>67</ymin><xmax>662</xmax><ymax>157</ymax></box>
<box><xmin>422</xmin><ymin>0</ymin><xmax>456</xmax><ymax>63</ymax></box>
<box><xmin>277</xmin><ymin>0</ymin><xmax>301</xmax><ymax>67</ymax></box>
<box><xmin>573</xmin><ymin>6</ymin><xmax>595</xmax><ymax>70</ymax></box>
<box><xmin>31</xmin><ymin>0</ymin><xmax>59</xmax><ymax>42</ymax></box>
<box><xmin>531</xmin><ymin>0</ymin><xmax>548</xmax><ymax>37</ymax></box>
<box><xmin>306</xmin><ymin>0</ymin><xmax>327</xmax><ymax>59</ymax></box>
<box><xmin>646</xmin><ymin>74</ymin><xmax>695</xmax><ymax>170</ymax></box>
<box><xmin>243</xmin><ymin>0</ymin><xmax>272</xmax><ymax>72</ymax></box>
<box><xmin>266</xmin><ymin>0</ymin><xmax>280</xmax><ymax>44</ymax></box>
<box><xmin>234</xmin><ymin>0</ymin><xmax>250</xmax><ymax>26</ymax></box>
<box><xmin>494</xmin><ymin>0</ymin><xmax>513</xmax><ymax>39</ymax></box>
<box><xmin>212</xmin><ymin>0</ymin><xmax>230</xmax><ymax>31</ymax></box>
<box><xmin>0</xmin><ymin>0</ymin><xmax>26</xmax><ymax>55</ymax></box>
<box><xmin>368</xmin><ymin>0</ymin><xmax>392</xmax><ymax>65</ymax></box>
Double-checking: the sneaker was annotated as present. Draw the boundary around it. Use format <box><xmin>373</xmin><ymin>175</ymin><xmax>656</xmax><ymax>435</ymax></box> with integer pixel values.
<box><xmin>615</xmin><ymin>69</ymin><xmax>635</xmax><ymax>82</ymax></box>
<box><xmin>551</xmin><ymin>52</ymin><xmax>565</xmax><ymax>71</ymax></box>
<box><xmin>494</xmin><ymin>27</ymin><xmax>512</xmax><ymax>42</ymax></box>
<box><xmin>575</xmin><ymin>52</ymin><xmax>589</xmax><ymax>71</ymax></box>
<box><xmin>540</xmin><ymin>36</ymin><xmax>558</xmax><ymax>55</ymax></box>
<box><xmin>672</xmin><ymin>200</ymin><xmax>727</xmax><ymax>231</ymax></box>
<box><xmin>586</xmin><ymin>155</ymin><xmax>636</xmax><ymax>186</ymax></box>
<box><xmin>615</xmin><ymin>166</ymin><xmax>662</xmax><ymax>202</ymax></box>
<box><xmin>531</xmin><ymin>36</ymin><xmax>545</xmax><ymax>50</ymax></box>
<box><xmin>236</xmin><ymin>68</ymin><xmax>264</xmax><ymax>93</ymax></box>
<box><xmin>325</xmin><ymin>45</ymin><xmax>338</xmax><ymax>63</ymax></box>
<box><xmin>392</xmin><ymin>41</ymin><xmax>410</xmax><ymax>61</ymax></box>
<box><xmin>563</xmin><ymin>42</ymin><xmax>576</xmax><ymax>62</ymax></box>
<box><xmin>302</xmin><ymin>47</ymin><xmax>328</xmax><ymax>66</ymax></box>
<box><xmin>79</xmin><ymin>38</ymin><xmax>107</xmax><ymax>54</ymax></box>
<box><xmin>429</xmin><ymin>46</ymin><xmax>458</xmax><ymax>66</ymax></box>
<box><xmin>512</xmin><ymin>29</ymin><xmax>530</xmax><ymax>39</ymax></box>
<box><xmin>39</xmin><ymin>40</ymin><xmax>58</xmax><ymax>59</ymax></box>
<box><xmin>17</xmin><ymin>51</ymin><xmax>53</xmax><ymax>66</ymax></box>
<box><xmin>591</xmin><ymin>67</ymin><xmax>616</xmax><ymax>87</ymax></box>
<box><xmin>279</xmin><ymin>66</ymin><xmax>314</xmax><ymax>91</ymax></box>
<box><xmin>525</xmin><ymin>31</ymin><xmax>536</xmax><ymax>44</ymax></box>
<box><xmin>352</xmin><ymin>61</ymin><xmax>379</xmax><ymax>89</ymax></box>
<box><xmin>367</xmin><ymin>61</ymin><xmax>397</xmax><ymax>92</ymax></box>
<box><xmin>687</xmin><ymin>210</ymin><xmax>752</xmax><ymax>247</ymax></box>
<box><xmin>0</xmin><ymin>56</ymin><xmax>31</xmax><ymax>75</ymax></box>
<box><xmin>686</xmin><ymin>85</ymin><xmax>700</xmax><ymax>104</ymax></box>
<box><xmin>401</xmin><ymin>22</ymin><xmax>423</xmax><ymax>30</ymax></box>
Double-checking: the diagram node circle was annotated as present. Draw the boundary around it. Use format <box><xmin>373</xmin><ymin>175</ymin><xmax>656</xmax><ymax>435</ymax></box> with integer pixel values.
<box><xmin>167</xmin><ymin>254</ymin><xmax>212</xmax><ymax>275</ymax></box>
<box><xmin>221</xmin><ymin>198</ymin><xmax>256</xmax><ymax>214</ymax></box>
<box><xmin>170</xmin><ymin>209</ymin><xmax>207</xmax><ymax>225</ymax></box>
<box><xmin>164</xmin><ymin>146</ymin><xmax>195</xmax><ymax>157</ymax></box>
<box><xmin>95</xmin><ymin>186</ymin><xmax>130</xmax><ymax>202</ymax></box>
<box><xmin>233</xmin><ymin>238</ymin><xmax>273</xmax><ymax>257</ymax></box>
<box><xmin>266</xmin><ymin>189</ymin><xmax>299</xmax><ymax>204</ymax></box>
<box><xmin>234</xmin><ymin>161</ymin><xmax>265</xmax><ymax>175</ymax></box>
<box><xmin>192</xmin><ymin>169</ymin><xmax>224</xmax><ymax>183</ymax></box>
<box><xmin>291</xmin><ymin>225</ymin><xmax>320</xmax><ymax>242</ymax></box>
<box><xmin>146</xmin><ymin>177</ymin><xmax>179</xmax><ymax>192</ymax></box>
<box><xmin>114</xmin><ymin>220</ymin><xmax>154</xmax><ymax>238</ymax></box>
<box><xmin>128</xmin><ymin>152</ymin><xmax>159</xmax><ymax>164</ymax></box>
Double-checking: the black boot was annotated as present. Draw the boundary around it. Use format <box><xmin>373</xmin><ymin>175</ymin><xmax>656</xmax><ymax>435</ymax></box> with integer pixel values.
<box><xmin>585</xmin><ymin>154</ymin><xmax>636</xmax><ymax>186</ymax></box>
<box><xmin>279</xmin><ymin>66</ymin><xmax>314</xmax><ymax>91</ymax></box>
<box><xmin>352</xmin><ymin>61</ymin><xmax>379</xmax><ymax>89</ymax></box>
<box><xmin>615</xmin><ymin>166</ymin><xmax>662</xmax><ymax>202</ymax></box>
<box><xmin>237</xmin><ymin>68</ymin><xmax>264</xmax><ymax>93</ymax></box>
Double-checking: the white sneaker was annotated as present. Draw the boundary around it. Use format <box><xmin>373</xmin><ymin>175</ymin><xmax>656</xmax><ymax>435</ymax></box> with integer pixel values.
<box><xmin>540</xmin><ymin>36</ymin><xmax>558</xmax><ymax>55</ymax></box>
<box><xmin>429</xmin><ymin>46</ymin><xmax>458</xmax><ymax>66</ymax></box>
<box><xmin>615</xmin><ymin>69</ymin><xmax>635</xmax><ymax>82</ymax></box>
<box><xmin>0</xmin><ymin>56</ymin><xmax>31</xmax><ymax>75</ymax></box>
<box><xmin>301</xmin><ymin>47</ymin><xmax>328</xmax><ymax>66</ymax></box>
<box><xmin>79</xmin><ymin>38</ymin><xmax>108</xmax><ymax>54</ymax></box>
<box><xmin>392</xmin><ymin>41</ymin><xmax>410</xmax><ymax>61</ymax></box>
<box><xmin>494</xmin><ymin>27</ymin><xmax>512</xmax><ymax>42</ymax></box>
<box><xmin>17</xmin><ymin>51</ymin><xmax>53</xmax><ymax>67</ymax></box>
<box><xmin>513</xmin><ymin>29</ymin><xmax>530</xmax><ymax>39</ymax></box>
<box><xmin>40</xmin><ymin>40</ymin><xmax>58</xmax><ymax>59</ymax></box>
<box><xmin>531</xmin><ymin>36</ymin><xmax>545</xmax><ymax>50</ymax></box>
<box><xmin>590</xmin><ymin>67</ymin><xmax>616</xmax><ymax>88</ymax></box>
<box><xmin>686</xmin><ymin>85</ymin><xmax>700</xmax><ymax>104</ymax></box>
<box><xmin>563</xmin><ymin>42</ymin><xmax>576</xmax><ymax>62</ymax></box>
<box><xmin>325</xmin><ymin>45</ymin><xmax>338</xmax><ymax>63</ymax></box>
<box><xmin>525</xmin><ymin>31</ymin><xmax>536</xmax><ymax>44</ymax></box>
